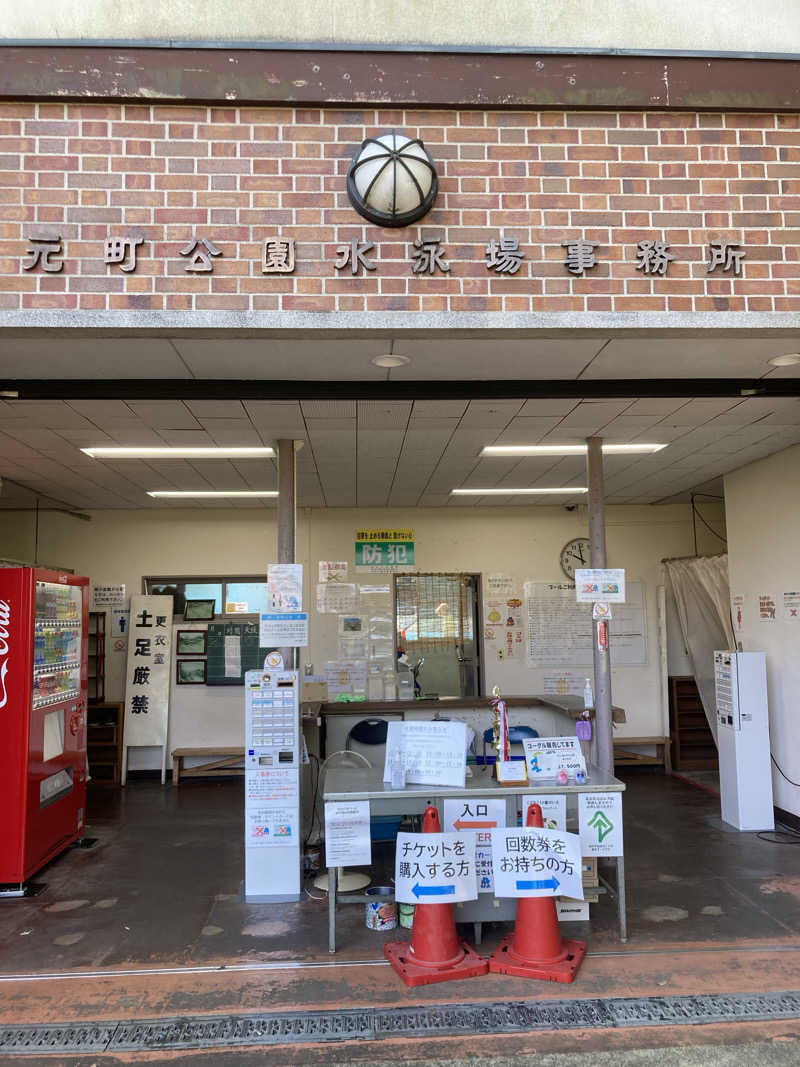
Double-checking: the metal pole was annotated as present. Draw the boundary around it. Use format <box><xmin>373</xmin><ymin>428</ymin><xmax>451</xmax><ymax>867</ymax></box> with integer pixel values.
<box><xmin>277</xmin><ymin>439</ymin><xmax>296</xmax><ymax>669</ymax></box>
<box><xmin>586</xmin><ymin>436</ymin><xmax>614</xmax><ymax>776</ymax></box>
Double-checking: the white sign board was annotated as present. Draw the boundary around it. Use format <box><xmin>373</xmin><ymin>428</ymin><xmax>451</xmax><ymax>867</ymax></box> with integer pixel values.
<box><xmin>316</xmin><ymin>582</ymin><xmax>359</xmax><ymax>614</ymax></box>
<box><xmin>490</xmin><ymin>826</ymin><xmax>583</xmax><ymax>900</ymax></box>
<box><xmin>123</xmin><ymin>595</ymin><xmax>173</xmax><ymax>749</ymax></box>
<box><xmin>383</xmin><ymin>721</ymin><xmax>468</xmax><ymax>788</ymax></box>
<box><xmin>246</xmin><ymin>766</ymin><xmax>297</xmax><ymax>848</ymax></box>
<box><xmin>319</xmin><ymin>560</ymin><xmax>348</xmax><ymax>583</ymax></box>
<box><xmin>325</xmin><ymin>658</ymin><xmax>367</xmax><ymax>698</ymax></box>
<box><xmin>267</xmin><ymin>563</ymin><xmax>303</xmax><ymax>612</ymax></box>
<box><xmin>523</xmin><ymin>736</ymin><xmax>586</xmax><ymax>780</ymax></box>
<box><xmin>92</xmin><ymin>583</ymin><xmax>126</xmax><ymax>608</ymax></box>
<box><xmin>324</xmin><ymin>800</ymin><xmax>372</xmax><ymax>867</ymax></box>
<box><xmin>525</xmin><ymin>580</ymin><xmax>647</xmax><ymax>667</ymax></box>
<box><xmin>579</xmin><ymin>792</ymin><xmax>624</xmax><ymax>857</ymax></box>
<box><xmin>574</xmin><ymin>568</ymin><xmax>626</xmax><ymax>603</ymax></box>
<box><xmin>259</xmin><ymin>612</ymin><xmax>308</xmax><ymax>647</ymax></box>
<box><xmin>522</xmin><ymin>794</ymin><xmax>567</xmax><ymax>831</ymax></box>
<box><xmin>111</xmin><ymin>606</ymin><xmax>130</xmax><ymax>638</ymax></box>
<box><xmin>443</xmin><ymin>797</ymin><xmax>506</xmax><ymax>893</ymax></box>
<box><xmin>395</xmin><ymin>831</ymin><xmax>477</xmax><ymax>904</ymax></box>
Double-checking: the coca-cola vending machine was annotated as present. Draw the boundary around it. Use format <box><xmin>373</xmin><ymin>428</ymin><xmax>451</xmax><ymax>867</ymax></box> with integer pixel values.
<box><xmin>0</xmin><ymin>568</ymin><xmax>89</xmax><ymax>889</ymax></box>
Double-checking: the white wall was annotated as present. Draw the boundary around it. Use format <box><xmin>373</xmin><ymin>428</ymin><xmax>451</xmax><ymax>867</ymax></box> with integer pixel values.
<box><xmin>0</xmin><ymin>501</ymin><xmax>712</xmax><ymax>770</ymax></box>
<box><xmin>3</xmin><ymin>0</ymin><xmax>797</xmax><ymax>55</ymax></box>
<box><xmin>725</xmin><ymin>444</ymin><xmax>800</xmax><ymax>819</ymax></box>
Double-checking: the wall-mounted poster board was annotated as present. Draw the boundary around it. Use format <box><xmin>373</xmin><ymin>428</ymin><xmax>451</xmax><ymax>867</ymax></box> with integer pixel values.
<box><xmin>524</xmin><ymin>580</ymin><xmax>647</xmax><ymax>667</ymax></box>
<box><xmin>207</xmin><ymin>622</ymin><xmax>274</xmax><ymax>685</ymax></box>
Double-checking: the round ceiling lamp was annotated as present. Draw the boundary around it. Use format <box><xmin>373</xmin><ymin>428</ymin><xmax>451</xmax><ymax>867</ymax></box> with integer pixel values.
<box><xmin>768</xmin><ymin>353</ymin><xmax>800</xmax><ymax>366</ymax></box>
<box><xmin>347</xmin><ymin>131</ymin><xmax>438</xmax><ymax>228</ymax></box>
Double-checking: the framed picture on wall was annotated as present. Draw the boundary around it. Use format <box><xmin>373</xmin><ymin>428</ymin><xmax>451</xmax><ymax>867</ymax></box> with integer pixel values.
<box><xmin>176</xmin><ymin>658</ymin><xmax>207</xmax><ymax>685</ymax></box>
<box><xmin>176</xmin><ymin>629</ymin><xmax>208</xmax><ymax>656</ymax></box>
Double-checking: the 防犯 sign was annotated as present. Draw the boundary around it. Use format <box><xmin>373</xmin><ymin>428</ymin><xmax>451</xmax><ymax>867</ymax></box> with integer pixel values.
<box><xmin>355</xmin><ymin>527</ymin><xmax>415</xmax><ymax>568</ymax></box>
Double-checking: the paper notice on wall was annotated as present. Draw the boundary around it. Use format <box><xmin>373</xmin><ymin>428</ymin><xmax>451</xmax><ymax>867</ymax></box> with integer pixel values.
<box><xmin>783</xmin><ymin>591</ymin><xmax>800</xmax><ymax>621</ymax></box>
<box><xmin>316</xmin><ymin>582</ymin><xmax>359</xmax><ymax>615</ymax></box>
<box><xmin>525</xmin><ymin>580</ymin><xmax>646</xmax><ymax>667</ymax></box>
<box><xmin>542</xmin><ymin>670</ymin><xmax>582</xmax><ymax>697</ymax></box>
<box><xmin>486</xmin><ymin>574</ymin><xmax>514</xmax><ymax>596</ymax></box>
<box><xmin>338</xmin><ymin>634</ymin><xmax>369</xmax><ymax>660</ymax></box>
<box><xmin>732</xmin><ymin>595</ymin><xmax>745</xmax><ymax>633</ymax></box>
<box><xmin>758</xmin><ymin>593</ymin><xmax>777</xmax><ymax>621</ymax></box>
<box><xmin>522</xmin><ymin>793</ymin><xmax>567</xmax><ymax>831</ymax></box>
<box><xmin>259</xmin><ymin>612</ymin><xmax>309</xmax><ymax>647</ymax></box>
<box><xmin>267</xmin><ymin>564</ymin><xmax>303</xmax><ymax>612</ymax></box>
<box><xmin>319</xmin><ymin>561</ymin><xmax>348</xmax><ymax>583</ymax></box>
<box><xmin>325</xmin><ymin>659</ymin><xmax>367</xmax><ymax>698</ymax></box>
<box><xmin>324</xmin><ymin>800</ymin><xmax>372</xmax><ymax>867</ymax></box>
<box><xmin>92</xmin><ymin>584</ymin><xmax>126</xmax><ymax>609</ymax></box>
<box><xmin>224</xmin><ymin>634</ymin><xmax>241</xmax><ymax>678</ymax></box>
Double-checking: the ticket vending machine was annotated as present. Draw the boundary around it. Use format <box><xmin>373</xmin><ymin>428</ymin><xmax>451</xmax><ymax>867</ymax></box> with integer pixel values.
<box><xmin>244</xmin><ymin>659</ymin><xmax>301</xmax><ymax>901</ymax></box>
<box><xmin>714</xmin><ymin>650</ymin><xmax>774</xmax><ymax>831</ymax></box>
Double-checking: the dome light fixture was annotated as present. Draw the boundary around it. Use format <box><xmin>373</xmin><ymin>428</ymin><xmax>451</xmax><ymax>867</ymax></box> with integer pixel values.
<box><xmin>768</xmin><ymin>353</ymin><xmax>800</xmax><ymax>367</ymax></box>
<box><xmin>372</xmin><ymin>353</ymin><xmax>410</xmax><ymax>368</ymax></box>
<box><xmin>347</xmin><ymin>131</ymin><xmax>438</xmax><ymax>228</ymax></box>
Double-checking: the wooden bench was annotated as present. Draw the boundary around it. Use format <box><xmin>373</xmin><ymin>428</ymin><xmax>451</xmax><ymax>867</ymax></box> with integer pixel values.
<box><xmin>613</xmin><ymin>736</ymin><xmax>672</xmax><ymax>774</ymax></box>
<box><xmin>171</xmin><ymin>747</ymin><xmax>245</xmax><ymax>786</ymax></box>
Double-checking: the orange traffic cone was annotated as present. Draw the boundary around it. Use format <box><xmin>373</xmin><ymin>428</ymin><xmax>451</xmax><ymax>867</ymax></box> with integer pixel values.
<box><xmin>488</xmin><ymin>802</ymin><xmax>586</xmax><ymax>983</ymax></box>
<box><xmin>384</xmin><ymin>805</ymin><xmax>488</xmax><ymax>987</ymax></box>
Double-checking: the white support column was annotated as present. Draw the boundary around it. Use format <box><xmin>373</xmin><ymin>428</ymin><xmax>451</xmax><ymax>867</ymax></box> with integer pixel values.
<box><xmin>586</xmin><ymin>436</ymin><xmax>615</xmax><ymax>776</ymax></box>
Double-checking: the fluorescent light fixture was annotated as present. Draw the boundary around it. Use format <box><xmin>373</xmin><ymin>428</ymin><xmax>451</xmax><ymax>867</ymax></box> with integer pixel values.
<box><xmin>768</xmin><ymin>354</ymin><xmax>800</xmax><ymax>367</ymax></box>
<box><xmin>481</xmin><ymin>443</ymin><xmax>667</xmax><ymax>456</ymax></box>
<box><xmin>451</xmin><ymin>487</ymin><xmax>588</xmax><ymax>495</ymax></box>
<box><xmin>147</xmin><ymin>490</ymin><xmax>279</xmax><ymax>499</ymax></box>
<box><xmin>82</xmin><ymin>447</ymin><xmax>275</xmax><ymax>459</ymax></box>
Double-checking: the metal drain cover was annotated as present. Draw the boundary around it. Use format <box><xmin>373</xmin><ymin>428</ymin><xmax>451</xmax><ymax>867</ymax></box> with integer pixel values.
<box><xmin>1</xmin><ymin>990</ymin><xmax>798</xmax><ymax>1055</ymax></box>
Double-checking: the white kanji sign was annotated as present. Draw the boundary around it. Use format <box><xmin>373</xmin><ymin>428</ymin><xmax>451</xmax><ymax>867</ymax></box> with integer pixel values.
<box><xmin>490</xmin><ymin>826</ymin><xmax>583</xmax><ymax>900</ymax></box>
<box><xmin>394</xmin><ymin>831</ymin><xmax>477</xmax><ymax>904</ymax></box>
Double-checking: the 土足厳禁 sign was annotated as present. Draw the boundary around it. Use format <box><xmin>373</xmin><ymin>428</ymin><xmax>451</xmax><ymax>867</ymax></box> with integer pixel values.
<box><xmin>355</xmin><ymin>527</ymin><xmax>415</xmax><ymax>568</ymax></box>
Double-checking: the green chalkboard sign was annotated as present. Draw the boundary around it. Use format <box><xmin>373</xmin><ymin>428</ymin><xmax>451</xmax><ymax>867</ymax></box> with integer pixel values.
<box><xmin>206</xmin><ymin>622</ymin><xmax>274</xmax><ymax>686</ymax></box>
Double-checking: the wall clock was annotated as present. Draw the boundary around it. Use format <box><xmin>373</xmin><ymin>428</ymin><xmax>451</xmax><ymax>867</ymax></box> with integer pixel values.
<box><xmin>559</xmin><ymin>537</ymin><xmax>591</xmax><ymax>580</ymax></box>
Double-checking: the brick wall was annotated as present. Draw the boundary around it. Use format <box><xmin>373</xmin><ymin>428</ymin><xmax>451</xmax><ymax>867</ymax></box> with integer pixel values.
<box><xmin>1</xmin><ymin>102</ymin><xmax>799</xmax><ymax>313</ymax></box>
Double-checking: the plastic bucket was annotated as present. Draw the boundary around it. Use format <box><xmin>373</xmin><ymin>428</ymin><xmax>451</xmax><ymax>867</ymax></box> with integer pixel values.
<box><xmin>398</xmin><ymin>902</ymin><xmax>415</xmax><ymax>929</ymax></box>
<box><xmin>365</xmin><ymin>886</ymin><xmax>397</xmax><ymax>931</ymax></box>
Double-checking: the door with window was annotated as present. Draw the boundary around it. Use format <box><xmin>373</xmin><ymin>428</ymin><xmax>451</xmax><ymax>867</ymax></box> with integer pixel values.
<box><xmin>394</xmin><ymin>572</ymin><xmax>482</xmax><ymax>698</ymax></box>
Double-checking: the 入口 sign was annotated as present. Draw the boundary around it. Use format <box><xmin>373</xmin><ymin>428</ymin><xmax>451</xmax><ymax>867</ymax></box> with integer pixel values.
<box><xmin>443</xmin><ymin>798</ymin><xmax>506</xmax><ymax>893</ymax></box>
<box><xmin>394</xmin><ymin>831</ymin><xmax>477</xmax><ymax>904</ymax></box>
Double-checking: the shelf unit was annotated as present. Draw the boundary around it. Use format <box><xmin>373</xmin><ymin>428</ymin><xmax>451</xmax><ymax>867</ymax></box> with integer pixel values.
<box><xmin>669</xmin><ymin>675</ymin><xmax>719</xmax><ymax>771</ymax></box>
<box><xmin>87</xmin><ymin>611</ymin><xmax>106</xmax><ymax>705</ymax></box>
<box><xmin>87</xmin><ymin>702</ymin><xmax>124</xmax><ymax>786</ymax></box>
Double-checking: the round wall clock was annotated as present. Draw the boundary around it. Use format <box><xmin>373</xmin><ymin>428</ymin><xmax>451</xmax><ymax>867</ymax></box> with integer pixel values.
<box><xmin>559</xmin><ymin>537</ymin><xmax>591</xmax><ymax>580</ymax></box>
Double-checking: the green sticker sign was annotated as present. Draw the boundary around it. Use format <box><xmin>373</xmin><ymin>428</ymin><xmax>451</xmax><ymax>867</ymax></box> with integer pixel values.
<box><xmin>355</xmin><ymin>527</ymin><xmax>415</xmax><ymax>568</ymax></box>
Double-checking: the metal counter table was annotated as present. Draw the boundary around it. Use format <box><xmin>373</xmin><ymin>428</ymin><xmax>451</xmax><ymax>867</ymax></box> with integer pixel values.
<box><xmin>323</xmin><ymin>764</ymin><xmax>626</xmax><ymax>953</ymax></box>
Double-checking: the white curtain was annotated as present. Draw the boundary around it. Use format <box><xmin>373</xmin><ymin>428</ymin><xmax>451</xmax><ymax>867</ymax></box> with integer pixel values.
<box><xmin>664</xmin><ymin>554</ymin><xmax>734</xmax><ymax>743</ymax></box>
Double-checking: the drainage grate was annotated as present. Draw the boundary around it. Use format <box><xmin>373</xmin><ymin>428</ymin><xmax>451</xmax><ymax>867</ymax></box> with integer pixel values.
<box><xmin>1</xmin><ymin>991</ymin><xmax>799</xmax><ymax>1055</ymax></box>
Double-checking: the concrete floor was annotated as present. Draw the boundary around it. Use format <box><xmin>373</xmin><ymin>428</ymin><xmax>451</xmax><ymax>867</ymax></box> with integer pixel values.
<box><xmin>1</xmin><ymin>771</ymin><xmax>799</xmax><ymax>1063</ymax></box>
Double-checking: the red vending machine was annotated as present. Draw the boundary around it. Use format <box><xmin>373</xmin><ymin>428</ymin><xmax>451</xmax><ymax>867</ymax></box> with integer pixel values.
<box><xmin>0</xmin><ymin>568</ymin><xmax>89</xmax><ymax>888</ymax></box>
